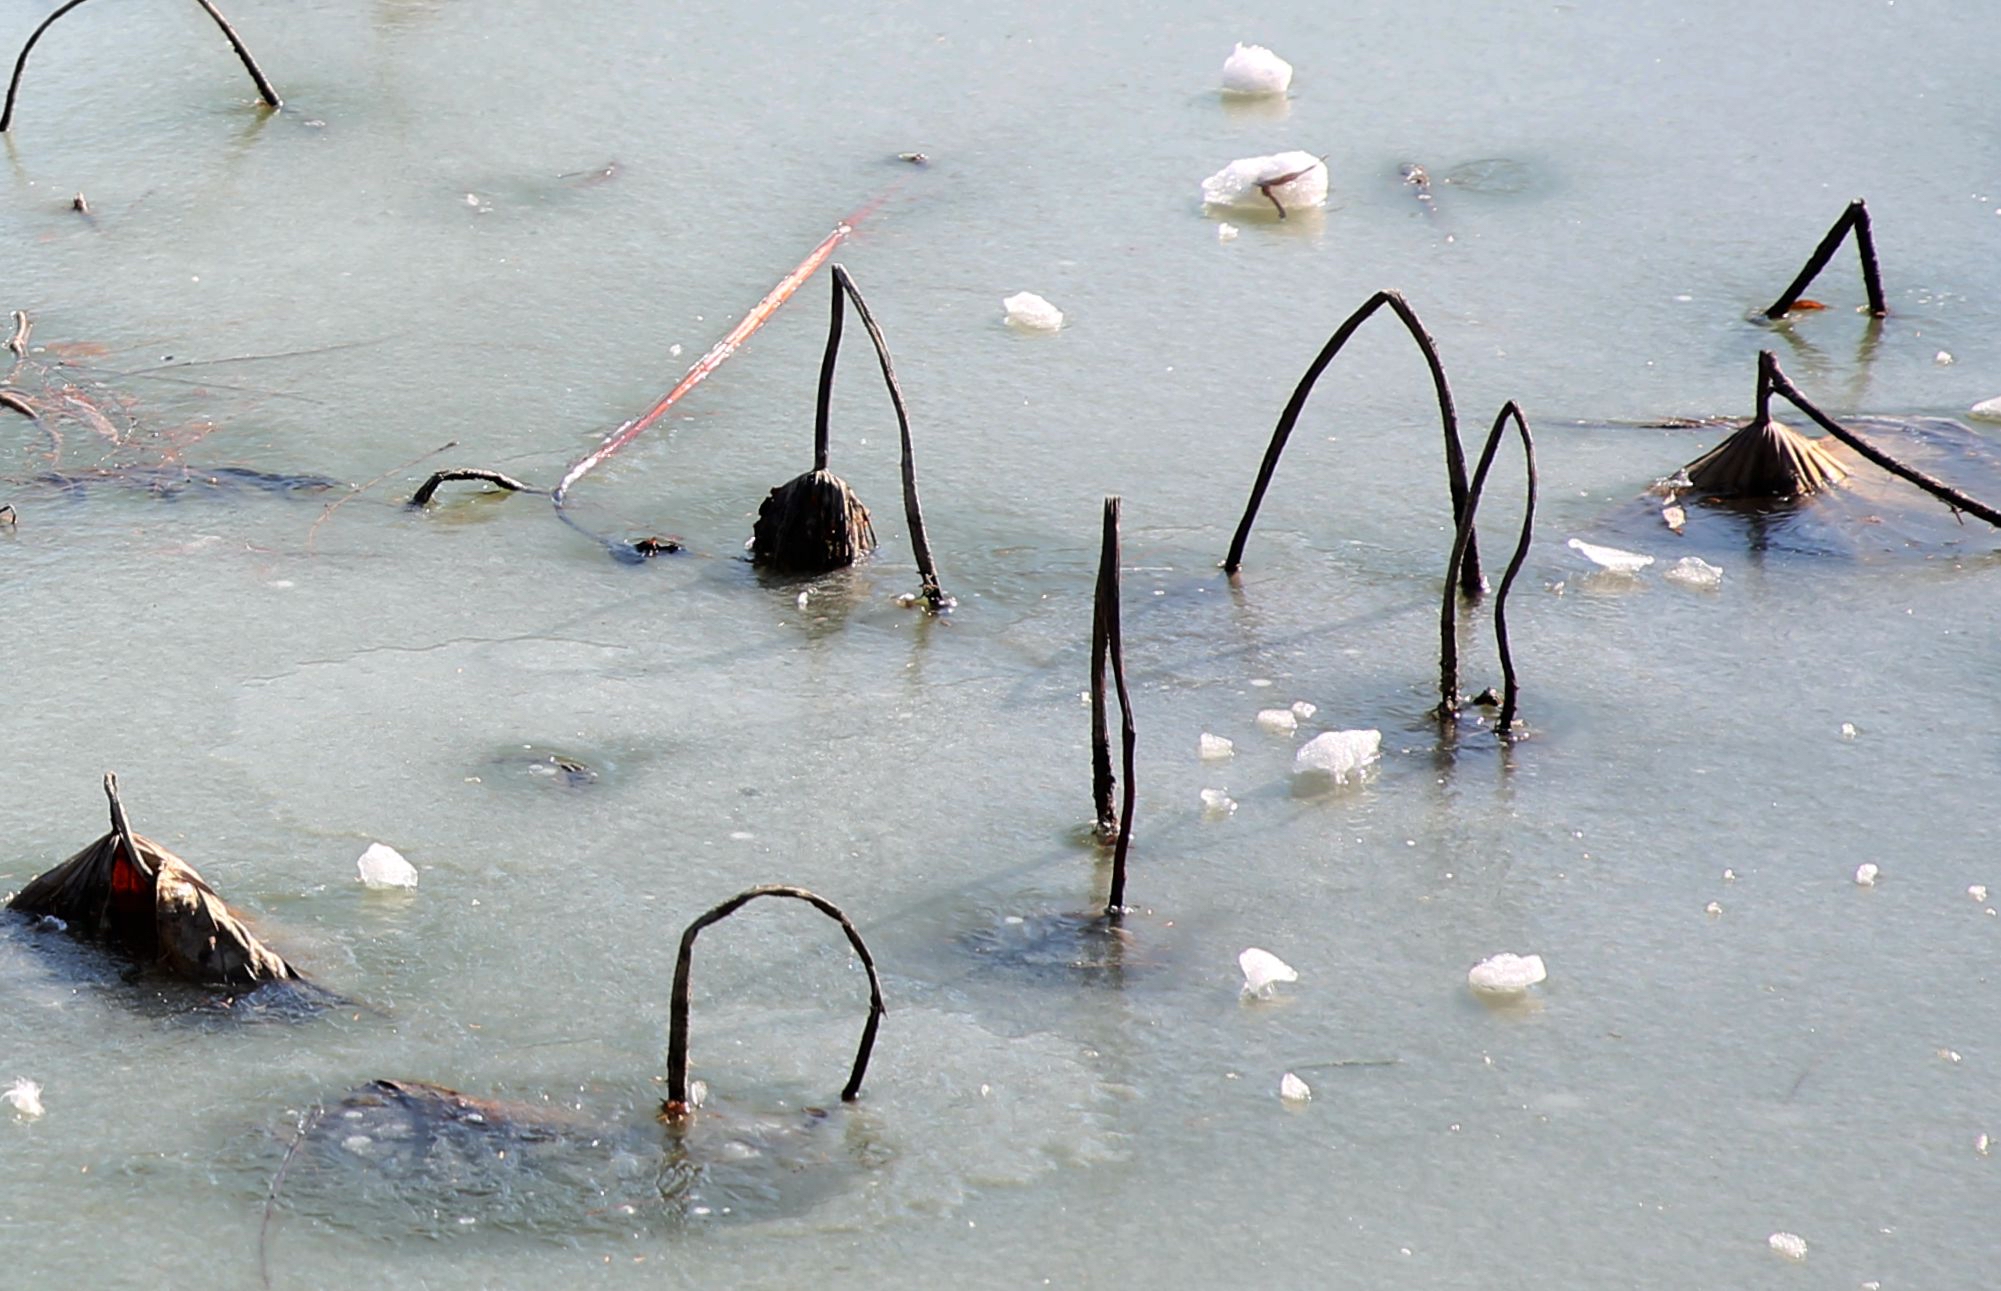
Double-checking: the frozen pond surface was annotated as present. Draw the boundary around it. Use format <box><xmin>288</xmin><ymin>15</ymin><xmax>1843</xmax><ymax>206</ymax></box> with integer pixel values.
<box><xmin>4</xmin><ymin>1</ymin><xmax>2000</xmax><ymax>1287</ymax></box>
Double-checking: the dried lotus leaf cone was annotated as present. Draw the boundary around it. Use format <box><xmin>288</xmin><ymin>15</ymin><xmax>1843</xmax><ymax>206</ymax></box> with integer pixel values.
<box><xmin>7</xmin><ymin>774</ymin><xmax>307</xmax><ymax>989</ymax></box>
<box><xmin>1682</xmin><ymin>415</ymin><xmax>1850</xmax><ymax>498</ymax></box>
<box><xmin>750</xmin><ymin>469</ymin><xmax>877</xmax><ymax>573</ymax></box>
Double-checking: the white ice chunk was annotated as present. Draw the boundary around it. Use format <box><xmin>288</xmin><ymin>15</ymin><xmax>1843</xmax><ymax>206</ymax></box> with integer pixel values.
<box><xmin>1200</xmin><ymin>151</ymin><xmax>1328</xmax><ymax>214</ymax></box>
<box><xmin>1198</xmin><ymin>732</ymin><xmax>1235</xmax><ymax>760</ymax></box>
<box><xmin>1567</xmin><ymin>537</ymin><xmax>1654</xmax><ymax>572</ymax></box>
<box><xmin>1971</xmin><ymin>885</ymin><xmax>1989</xmax><ymax>903</ymax></box>
<box><xmin>1002</xmin><ymin>292</ymin><xmax>1063</xmax><ymax>332</ymax></box>
<box><xmin>1200</xmin><ymin>788</ymin><xmax>1238</xmax><ymax>817</ymax></box>
<box><xmin>1664</xmin><ymin>556</ymin><xmax>1723</xmax><ymax>589</ymax></box>
<box><xmin>1217</xmin><ymin>222</ymin><xmax>1239</xmax><ymax>241</ymax></box>
<box><xmin>5</xmin><ymin>1078</ymin><xmax>43</xmax><ymax>1119</ymax></box>
<box><xmin>1840</xmin><ymin>722</ymin><xmax>1858</xmax><ymax>740</ymax></box>
<box><xmin>1767</xmin><ymin>1232</ymin><xmax>1807</xmax><ymax>1261</ymax></box>
<box><xmin>1979</xmin><ymin>1133</ymin><xmax>1991</xmax><ymax>1156</ymax></box>
<box><xmin>1855</xmin><ymin>863</ymin><xmax>1880</xmax><ymax>886</ymax></box>
<box><xmin>1467</xmin><ymin>952</ymin><xmax>1546</xmax><ymax>996</ymax></box>
<box><xmin>1255</xmin><ymin>708</ymin><xmax>1298</xmax><ymax>735</ymax></box>
<box><xmin>1970</xmin><ymin>396</ymin><xmax>2001</xmax><ymax>421</ymax></box>
<box><xmin>1279</xmin><ymin>1072</ymin><xmax>1312</xmax><ymax>1102</ymax></box>
<box><xmin>1290</xmin><ymin>701</ymin><xmax>1317</xmax><ymax>720</ymax></box>
<box><xmin>1239</xmin><ymin>947</ymin><xmax>1298</xmax><ymax>999</ymax></box>
<box><xmin>1220</xmin><ymin>43</ymin><xmax>1293</xmax><ymax>96</ymax></box>
<box><xmin>1935</xmin><ymin>350</ymin><xmax>1955</xmax><ymax>366</ymax></box>
<box><xmin>1293</xmin><ymin>729</ymin><xmax>1382</xmax><ymax>784</ymax></box>
<box><xmin>1705</xmin><ymin>901</ymin><xmax>1723</xmax><ymax>917</ymax></box>
<box><xmin>356</xmin><ymin>842</ymin><xmax>418</xmax><ymax>889</ymax></box>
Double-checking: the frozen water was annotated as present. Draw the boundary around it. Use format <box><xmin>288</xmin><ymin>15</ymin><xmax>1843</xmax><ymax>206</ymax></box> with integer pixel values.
<box><xmin>1971</xmin><ymin>886</ymin><xmax>1989</xmax><ymax>903</ymax></box>
<box><xmin>5</xmin><ymin>1078</ymin><xmax>43</xmax><ymax>1119</ymax></box>
<box><xmin>1199</xmin><ymin>788</ymin><xmax>1237</xmax><ymax>817</ymax></box>
<box><xmin>1289</xmin><ymin>701</ymin><xmax>1317</xmax><ymax>720</ymax></box>
<box><xmin>1855</xmin><ymin>863</ymin><xmax>1880</xmax><ymax>886</ymax></box>
<box><xmin>1255</xmin><ymin>709</ymin><xmax>1298</xmax><ymax>735</ymax></box>
<box><xmin>1220</xmin><ymin>43</ymin><xmax>1293</xmax><ymax>96</ymax></box>
<box><xmin>1198</xmin><ymin>732</ymin><xmax>1235</xmax><ymax>760</ymax></box>
<box><xmin>1279</xmin><ymin>1072</ymin><xmax>1311</xmax><ymax>1102</ymax></box>
<box><xmin>1216</xmin><ymin>222</ymin><xmax>1239</xmax><ymax>241</ymax></box>
<box><xmin>1664</xmin><ymin>556</ymin><xmax>1723</xmax><ymax>589</ymax></box>
<box><xmin>1200</xmin><ymin>151</ymin><xmax>1328</xmax><ymax>214</ymax></box>
<box><xmin>1239</xmin><ymin>947</ymin><xmax>1298</xmax><ymax>998</ymax></box>
<box><xmin>1767</xmin><ymin>1232</ymin><xmax>1807</xmax><ymax>1261</ymax></box>
<box><xmin>1971</xmin><ymin>396</ymin><xmax>2001</xmax><ymax>420</ymax></box>
<box><xmin>1466</xmin><ymin>953</ymin><xmax>1546</xmax><ymax>996</ymax></box>
<box><xmin>1567</xmin><ymin>538</ymin><xmax>1654</xmax><ymax>572</ymax></box>
<box><xmin>357</xmin><ymin>842</ymin><xmax>419</xmax><ymax>889</ymax></box>
<box><xmin>1001</xmin><ymin>292</ymin><xmax>1064</xmax><ymax>332</ymax></box>
<box><xmin>1293</xmin><ymin>730</ymin><xmax>1382</xmax><ymax>784</ymax></box>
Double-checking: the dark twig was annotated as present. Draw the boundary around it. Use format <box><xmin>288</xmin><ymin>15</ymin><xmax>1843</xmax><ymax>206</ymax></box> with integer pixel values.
<box><xmin>6</xmin><ymin>309</ymin><xmax>27</xmax><ymax>357</ymax></box>
<box><xmin>1222</xmin><ymin>290</ymin><xmax>1483</xmax><ymax>595</ymax></box>
<box><xmin>1758</xmin><ymin>350</ymin><xmax>2001</xmax><ymax>528</ymax></box>
<box><xmin>2</xmin><ymin>0</ymin><xmax>281</xmax><ymax>133</ymax></box>
<box><xmin>1763</xmin><ymin>200</ymin><xmax>1887</xmax><ymax>319</ymax></box>
<box><xmin>258</xmin><ymin>1104</ymin><xmax>324</xmax><ymax>1291</ymax></box>
<box><xmin>1439</xmin><ymin>403</ymin><xmax>1538</xmax><ymax>731</ymax></box>
<box><xmin>407</xmin><ymin>466</ymin><xmax>541</xmax><ymax>508</ymax></box>
<box><xmin>0</xmin><ymin>389</ymin><xmax>35</xmax><ymax>417</ymax></box>
<box><xmin>830</xmin><ymin>265</ymin><xmax>947</xmax><ymax>608</ymax></box>
<box><xmin>812</xmin><ymin>267</ymin><xmax>842</xmax><ymax>475</ymax></box>
<box><xmin>1254</xmin><ymin>158</ymin><xmax>1324</xmax><ymax>219</ymax></box>
<box><xmin>102</xmin><ymin>772</ymin><xmax>154</xmax><ymax>881</ymax></box>
<box><xmin>1089</xmin><ymin>519</ymin><xmax>1116</xmax><ymax>838</ymax></box>
<box><xmin>1098</xmin><ymin>499</ymin><xmax>1137</xmax><ymax>917</ymax></box>
<box><xmin>661</xmin><ymin>885</ymin><xmax>886</xmax><ymax>1120</ymax></box>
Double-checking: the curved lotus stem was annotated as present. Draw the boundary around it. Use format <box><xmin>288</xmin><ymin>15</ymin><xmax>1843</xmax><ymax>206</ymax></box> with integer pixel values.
<box><xmin>1764</xmin><ymin>200</ymin><xmax>1886</xmax><ymax>319</ymax></box>
<box><xmin>1221</xmin><ymin>290</ymin><xmax>1482</xmax><ymax>596</ymax></box>
<box><xmin>2</xmin><ymin>0</ymin><xmax>281</xmax><ymax>134</ymax></box>
<box><xmin>662</xmin><ymin>885</ymin><xmax>886</xmax><ymax>1121</ymax></box>
<box><xmin>1095</xmin><ymin>498</ymin><xmax>1137</xmax><ymax>914</ymax></box>
<box><xmin>828</xmin><ymin>265</ymin><xmax>948</xmax><ymax>608</ymax></box>
<box><xmin>1439</xmin><ymin>403</ymin><xmax>1537</xmax><ymax>732</ymax></box>
<box><xmin>1757</xmin><ymin>351</ymin><xmax>2001</xmax><ymax>528</ymax></box>
<box><xmin>102</xmin><ymin>771</ymin><xmax>153</xmax><ymax>880</ymax></box>
<box><xmin>408</xmin><ymin>468</ymin><xmax>544</xmax><ymax>507</ymax></box>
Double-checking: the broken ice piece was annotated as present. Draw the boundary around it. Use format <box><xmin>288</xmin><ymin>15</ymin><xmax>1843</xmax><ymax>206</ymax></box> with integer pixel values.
<box><xmin>1841</xmin><ymin>722</ymin><xmax>1858</xmax><ymax>740</ymax></box>
<box><xmin>1293</xmin><ymin>729</ymin><xmax>1382</xmax><ymax>784</ymax></box>
<box><xmin>1466</xmin><ymin>952</ymin><xmax>1546</xmax><ymax>996</ymax></box>
<box><xmin>1938</xmin><ymin>1048</ymin><xmax>1963</xmax><ymax>1064</ymax></box>
<box><xmin>1002</xmin><ymin>292</ymin><xmax>1063</xmax><ymax>332</ymax></box>
<box><xmin>1199</xmin><ymin>788</ymin><xmax>1237</xmax><ymax>817</ymax></box>
<box><xmin>1971</xmin><ymin>885</ymin><xmax>1989</xmax><ymax>903</ymax></box>
<box><xmin>1661</xmin><ymin>501</ymin><xmax>1687</xmax><ymax>533</ymax></box>
<box><xmin>1567</xmin><ymin>537</ymin><xmax>1653</xmax><ymax>572</ymax></box>
<box><xmin>356</xmin><ymin>842</ymin><xmax>418</xmax><ymax>889</ymax></box>
<box><xmin>1220</xmin><ymin>43</ymin><xmax>1293</xmax><ymax>96</ymax></box>
<box><xmin>1970</xmin><ymin>396</ymin><xmax>2001</xmax><ymax>421</ymax></box>
<box><xmin>1239</xmin><ymin>947</ymin><xmax>1298</xmax><ymax>998</ymax></box>
<box><xmin>1767</xmin><ymin>1232</ymin><xmax>1807</xmax><ymax>1261</ymax></box>
<box><xmin>1198</xmin><ymin>732</ymin><xmax>1235</xmax><ymax>760</ymax></box>
<box><xmin>1290</xmin><ymin>701</ymin><xmax>1317</xmax><ymax>720</ymax></box>
<box><xmin>4</xmin><ymin>1078</ymin><xmax>43</xmax><ymax>1119</ymax></box>
<box><xmin>1200</xmin><ymin>151</ymin><xmax>1328</xmax><ymax>216</ymax></box>
<box><xmin>1854</xmin><ymin>863</ymin><xmax>1879</xmax><ymax>886</ymax></box>
<box><xmin>1705</xmin><ymin>901</ymin><xmax>1723</xmax><ymax>917</ymax></box>
<box><xmin>1279</xmin><ymin>1072</ymin><xmax>1311</xmax><ymax>1102</ymax></box>
<box><xmin>1217</xmin><ymin>222</ymin><xmax>1239</xmax><ymax>241</ymax></box>
<box><xmin>1255</xmin><ymin>708</ymin><xmax>1298</xmax><ymax>735</ymax></box>
<box><xmin>1663</xmin><ymin>556</ymin><xmax>1722</xmax><ymax>589</ymax></box>
<box><xmin>1979</xmin><ymin>1133</ymin><xmax>1991</xmax><ymax>1156</ymax></box>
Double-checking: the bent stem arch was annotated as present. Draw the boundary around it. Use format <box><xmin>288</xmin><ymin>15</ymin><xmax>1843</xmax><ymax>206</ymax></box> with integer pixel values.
<box><xmin>1093</xmin><ymin>498</ymin><xmax>1138</xmax><ymax>912</ymax></box>
<box><xmin>1756</xmin><ymin>350</ymin><xmax>2001</xmax><ymax>527</ymax></box>
<box><xmin>662</xmin><ymin>885</ymin><xmax>886</xmax><ymax>1121</ymax></box>
<box><xmin>408</xmin><ymin>468</ymin><xmax>544</xmax><ymax>507</ymax></box>
<box><xmin>1763</xmin><ymin>199</ymin><xmax>1886</xmax><ymax>319</ymax></box>
<box><xmin>1221</xmin><ymin>290</ymin><xmax>1483</xmax><ymax>597</ymax></box>
<box><xmin>3</xmin><ymin>0</ymin><xmax>281</xmax><ymax>133</ymax></box>
<box><xmin>826</xmin><ymin>265</ymin><xmax>948</xmax><ymax>608</ymax></box>
<box><xmin>1439</xmin><ymin>402</ymin><xmax>1538</xmax><ymax>732</ymax></box>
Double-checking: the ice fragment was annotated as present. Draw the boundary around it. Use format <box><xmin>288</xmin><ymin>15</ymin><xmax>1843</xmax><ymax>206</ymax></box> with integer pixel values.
<box><xmin>1279</xmin><ymin>1072</ymin><xmax>1311</xmax><ymax>1102</ymax></box>
<box><xmin>1290</xmin><ymin>701</ymin><xmax>1317</xmax><ymax>720</ymax></box>
<box><xmin>1971</xmin><ymin>885</ymin><xmax>1989</xmax><ymax>903</ymax></box>
<box><xmin>1978</xmin><ymin>1133</ymin><xmax>1991</xmax><ymax>1156</ymax></box>
<box><xmin>1217</xmin><ymin>222</ymin><xmax>1239</xmax><ymax>241</ymax></box>
<box><xmin>1854</xmin><ymin>863</ymin><xmax>1879</xmax><ymax>886</ymax></box>
<box><xmin>1767</xmin><ymin>1232</ymin><xmax>1807</xmax><ymax>1261</ymax></box>
<box><xmin>1467</xmin><ymin>953</ymin><xmax>1545</xmax><ymax>995</ymax></box>
<box><xmin>1198</xmin><ymin>732</ymin><xmax>1235</xmax><ymax>760</ymax></box>
<box><xmin>1705</xmin><ymin>901</ymin><xmax>1723</xmax><ymax>916</ymax></box>
<box><xmin>5</xmin><ymin>1078</ymin><xmax>43</xmax><ymax>1119</ymax></box>
<box><xmin>1255</xmin><ymin>708</ymin><xmax>1298</xmax><ymax>735</ymax></box>
<box><xmin>1293</xmin><ymin>730</ymin><xmax>1382</xmax><ymax>784</ymax></box>
<box><xmin>356</xmin><ymin>843</ymin><xmax>418</xmax><ymax>889</ymax></box>
<box><xmin>1239</xmin><ymin>947</ymin><xmax>1298</xmax><ymax>998</ymax></box>
<box><xmin>1840</xmin><ymin>722</ymin><xmax>1858</xmax><ymax>740</ymax></box>
<box><xmin>1200</xmin><ymin>151</ymin><xmax>1328</xmax><ymax>215</ymax></box>
<box><xmin>1199</xmin><ymin>788</ymin><xmax>1237</xmax><ymax>817</ymax></box>
<box><xmin>1220</xmin><ymin>43</ymin><xmax>1293</xmax><ymax>96</ymax></box>
<box><xmin>1002</xmin><ymin>292</ymin><xmax>1063</xmax><ymax>332</ymax></box>
<box><xmin>1664</xmin><ymin>556</ymin><xmax>1723</xmax><ymax>589</ymax></box>
<box><xmin>1970</xmin><ymin>396</ymin><xmax>2001</xmax><ymax>421</ymax></box>
<box><xmin>1567</xmin><ymin>537</ymin><xmax>1654</xmax><ymax>572</ymax></box>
